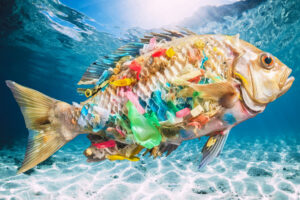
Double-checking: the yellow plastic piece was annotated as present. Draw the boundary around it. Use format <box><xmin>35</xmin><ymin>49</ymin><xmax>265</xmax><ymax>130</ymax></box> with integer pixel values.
<box><xmin>206</xmin><ymin>137</ymin><xmax>217</xmax><ymax>148</ymax></box>
<box><xmin>166</xmin><ymin>47</ymin><xmax>175</xmax><ymax>58</ymax></box>
<box><xmin>85</xmin><ymin>89</ymin><xmax>93</xmax><ymax>97</ymax></box>
<box><xmin>113</xmin><ymin>67</ymin><xmax>120</xmax><ymax>74</ymax></box>
<box><xmin>213</xmin><ymin>47</ymin><xmax>218</xmax><ymax>52</ymax></box>
<box><xmin>110</xmin><ymin>78</ymin><xmax>135</xmax><ymax>87</ymax></box>
<box><xmin>234</xmin><ymin>72</ymin><xmax>249</xmax><ymax>87</ymax></box>
<box><xmin>106</xmin><ymin>154</ymin><xmax>140</xmax><ymax>162</ymax></box>
<box><xmin>194</xmin><ymin>40</ymin><xmax>205</xmax><ymax>49</ymax></box>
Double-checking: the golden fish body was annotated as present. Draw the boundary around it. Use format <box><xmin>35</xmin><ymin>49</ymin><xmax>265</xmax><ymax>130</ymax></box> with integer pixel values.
<box><xmin>6</xmin><ymin>31</ymin><xmax>294</xmax><ymax>173</ymax></box>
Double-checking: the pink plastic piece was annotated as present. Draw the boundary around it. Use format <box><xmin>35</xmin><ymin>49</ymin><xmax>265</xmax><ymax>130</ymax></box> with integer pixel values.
<box><xmin>125</xmin><ymin>90</ymin><xmax>145</xmax><ymax>114</ymax></box>
<box><xmin>116</xmin><ymin>127</ymin><xmax>126</xmax><ymax>137</ymax></box>
<box><xmin>93</xmin><ymin>140</ymin><xmax>116</xmax><ymax>149</ymax></box>
<box><xmin>129</xmin><ymin>60</ymin><xmax>142</xmax><ymax>80</ymax></box>
<box><xmin>176</xmin><ymin>108</ymin><xmax>191</xmax><ymax>118</ymax></box>
<box><xmin>149</xmin><ymin>37</ymin><xmax>156</xmax><ymax>50</ymax></box>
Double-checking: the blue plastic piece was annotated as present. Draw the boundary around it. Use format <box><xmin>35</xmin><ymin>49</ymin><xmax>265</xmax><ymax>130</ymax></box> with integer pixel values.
<box><xmin>223</xmin><ymin>113</ymin><xmax>237</xmax><ymax>125</ymax></box>
<box><xmin>149</xmin><ymin>99</ymin><xmax>159</xmax><ymax>113</ymax></box>
<box><xmin>96</xmin><ymin>70</ymin><xmax>113</xmax><ymax>85</ymax></box>
<box><xmin>152</xmin><ymin>91</ymin><xmax>169</xmax><ymax>121</ymax></box>
<box><xmin>81</xmin><ymin>105</ymin><xmax>88</xmax><ymax>116</ymax></box>
<box><xmin>200</xmin><ymin>50</ymin><xmax>208</xmax><ymax>70</ymax></box>
<box><xmin>101</xmin><ymin>83</ymin><xmax>109</xmax><ymax>91</ymax></box>
<box><xmin>139</xmin><ymin>97</ymin><xmax>147</xmax><ymax>109</ymax></box>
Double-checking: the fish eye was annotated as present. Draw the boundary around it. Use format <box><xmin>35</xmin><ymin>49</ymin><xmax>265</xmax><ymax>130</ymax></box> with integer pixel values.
<box><xmin>260</xmin><ymin>53</ymin><xmax>274</xmax><ymax>69</ymax></box>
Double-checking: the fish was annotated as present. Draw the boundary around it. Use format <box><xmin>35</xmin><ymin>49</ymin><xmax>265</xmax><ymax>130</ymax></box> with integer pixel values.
<box><xmin>6</xmin><ymin>29</ymin><xmax>294</xmax><ymax>174</ymax></box>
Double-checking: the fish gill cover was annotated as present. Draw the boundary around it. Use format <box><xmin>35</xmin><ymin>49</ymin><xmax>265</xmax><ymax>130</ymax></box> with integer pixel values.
<box><xmin>0</xmin><ymin>0</ymin><xmax>299</xmax><ymax>199</ymax></box>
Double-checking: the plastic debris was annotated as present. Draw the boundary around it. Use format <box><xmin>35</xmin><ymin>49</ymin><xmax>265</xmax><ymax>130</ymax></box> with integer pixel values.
<box><xmin>116</xmin><ymin>115</ymin><xmax>132</xmax><ymax>134</ymax></box>
<box><xmin>144</xmin><ymin>112</ymin><xmax>160</xmax><ymax>127</ymax></box>
<box><xmin>167</xmin><ymin>101</ymin><xmax>179</xmax><ymax>113</ymax></box>
<box><xmin>116</xmin><ymin>127</ymin><xmax>126</xmax><ymax>137</ymax></box>
<box><xmin>194</xmin><ymin>39</ymin><xmax>205</xmax><ymax>49</ymax></box>
<box><xmin>187</xmin><ymin>121</ymin><xmax>201</xmax><ymax>129</ymax></box>
<box><xmin>166</xmin><ymin>111</ymin><xmax>176</xmax><ymax>123</ymax></box>
<box><xmin>222</xmin><ymin>113</ymin><xmax>236</xmax><ymax>125</ymax></box>
<box><xmin>129</xmin><ymin>60</ymin><xmax>142</xmax><ymax>80</ymax></box>
<box><xmin>106</xmin><ymin>154</ymin><xmax>140</xmax><ymax>161</ymax></box>
<box><xmin>190</xmin><ymin>114</ymin><xmax>209</xmax><ymax>125</ymax></box>
<box><xmin>140</xmin><ymin>37</ymin><xmax>157</xmax><ymax>54</ymax></box>
<box><xmin>85</xmin><ymin>89</ymin><xmax>93</xmax><ymax>98</ymax></box>
<box><xmin>110</xmin><ymin>78</ymin><xmax>135</xmax><ymax>87</ymax></box>
<box><xmin>93</xmin><ymin>140</ymin><xmax>116</xmax><ymax>149</ymax></box>
<box><xmin>96</xmin><ymin>70</ymin><xmax>113</xmax><ymax>85</ymax></box>
<box><xmin>152</xmin><ymin>90</ymin><xmax>169</xmax><ymax>121</ymax></box>
<box><xmin>190</xmin><ymin>104</ymin><xmax>204</xmax><ymax>117</ymax></box>
<box><xmin>176</xmin><ymin>108</ymin><xmax>191</xmax><ymax>118</ymax></box>
<box><xmin>78</xmin><ymin>103</ymin><xmax>109</xmax><ymax>132</ymax></box>
<box><xmin>206</xmin><ymin>137</ymin><xmax>216</xmax><ymax>147</ymax></box>
<box><xmin>152</xmin><ymin>49</ymin><xmax>167</xmax><ymax>57</ymax></box>
<box><xmin>125</xmin><ymin>90</ymin><xmax>145</xmax><ymax>114</ymax></box>
<box><xmin>166</xmin><ymin>47</ymin><xmax>175</xmax><ymax>58</ymax></box>
<box><xmin>126</xmin><ymin>101</ymin><xmax>162</xmax><ymax>149</ymax></box>
<box><xmin>200</xmin><ymin>51</ymin><xmax>208</xmax><ymax>69</ymax></box>
<box><xmin>149</xmin><ymin>37</ymin><xmax>156</xmax><ymax>50</ymax></box>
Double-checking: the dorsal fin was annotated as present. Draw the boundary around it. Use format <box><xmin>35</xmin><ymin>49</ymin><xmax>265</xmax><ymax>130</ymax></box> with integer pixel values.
<box><xmin>77</xmin><ymin>42</ymin><xmax>144</xmax><ymax>85</ymax></box>
<box><xmin>140</xmin><ymin>27</ymin><xmax>196</xmax><ymax>43</ymax></box>
<box><xmin>77</xmin><ymin>27</ymin><xmax>196</xmax><ymax>87</ymax></box>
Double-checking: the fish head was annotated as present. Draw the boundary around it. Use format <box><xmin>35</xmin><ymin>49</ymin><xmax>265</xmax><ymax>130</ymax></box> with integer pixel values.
<box><xmin>232</xmin><ymin>38</ymin><xmax>294</xmax><ymax>112</ymax></box>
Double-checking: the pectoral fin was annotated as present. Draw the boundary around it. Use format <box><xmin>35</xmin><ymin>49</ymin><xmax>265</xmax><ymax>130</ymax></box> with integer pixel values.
<box><xmin>177</xmin><ymin>81</ymin><xmax>239</xmax><ymax>108</ymax></box>
<box><xmin>199</xmin><ymin>130</ymin><xmax>230</xmax><ymax>169</ymax></box>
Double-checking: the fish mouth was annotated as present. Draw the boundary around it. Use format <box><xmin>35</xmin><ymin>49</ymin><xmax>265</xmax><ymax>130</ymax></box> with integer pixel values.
<box><xmin>278</xmin><ymin>75</ymin><xmax>294</xmax><ymax>98</ymax></box>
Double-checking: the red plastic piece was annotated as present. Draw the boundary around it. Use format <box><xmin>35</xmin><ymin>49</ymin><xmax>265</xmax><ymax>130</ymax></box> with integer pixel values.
<box><xmin>92</xmin><ymin>140</ymin><xmax>116</xmax><ymax>149</ymax></box>
<box><xmin>129</xmin><ymin>60</ymin><xmax>142</xmax><ymax>80</ymax></box>
<box><xmin>188</xmin><ymin>69</ymin><xmax>205</xmax><ymax>83</ymax></box>
<box><xmin>188</xmin><ymin>75</ymin><xmax>201</xmax><ymax>83</ymax></box>
<box><xmin>152</xmin><ymin>49</ymin><xmax>167</xmax><ymax>57</ymax></box>
<box><xmin>116</xmin><ymin>127</ymin><xmax>126</xmax><ymax>137</ymax></box>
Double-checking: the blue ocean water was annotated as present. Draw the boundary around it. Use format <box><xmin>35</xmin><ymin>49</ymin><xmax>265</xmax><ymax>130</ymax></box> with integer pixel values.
<box><xmin>0</xmin><ymin>0</ymin><xmax>299</xmax><ymax>199</ymax></box>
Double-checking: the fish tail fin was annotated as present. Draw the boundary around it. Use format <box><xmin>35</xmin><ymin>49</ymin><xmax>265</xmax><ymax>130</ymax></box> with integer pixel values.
<box><xmin>6</xmin><ymin>80</ymin><xmax>79</xmax><ymax>173</ymax></box>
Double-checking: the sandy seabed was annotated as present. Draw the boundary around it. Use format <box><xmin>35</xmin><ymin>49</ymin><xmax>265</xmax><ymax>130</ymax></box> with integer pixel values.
<box><xmin>0</xmin><ymin>134</ymin><xmax>299</xmax><ymax>200</ymax></box>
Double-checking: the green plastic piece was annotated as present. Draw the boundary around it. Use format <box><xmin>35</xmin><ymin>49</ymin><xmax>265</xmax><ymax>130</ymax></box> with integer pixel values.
<box><xmin>166</xmin><ymin>111</ymin><xmax>176</xmax><ymax>123</ymax></box>
<box><xmin>116</xmin><ymin>114</ymin><xmax>132</xmax><ymax>134</ymax></box>
<box><xmin>126</xmin><ymin>101</ymin><xmax>162</xmax><ymax>149</ymax></box>
<box><xmin>167</xmin><ymin>101</ymin><xmax>179</xmax><ymax>113</ymax></box>
<box><xmin>144</xmin><ymin>112</ymin><xmax>160</xmax><ymax>127</ymax></box>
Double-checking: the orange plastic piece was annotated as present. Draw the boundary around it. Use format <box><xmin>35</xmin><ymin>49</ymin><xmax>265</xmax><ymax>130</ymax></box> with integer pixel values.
<box><xmin>187</xmin><ymin>121</ymin><xmax>201</xmax><ymax>129</ymax></box>
<box><xmin>190</xmin><ymin>114</ymin><xmax>209</xmax><ymax>126</ymax></box>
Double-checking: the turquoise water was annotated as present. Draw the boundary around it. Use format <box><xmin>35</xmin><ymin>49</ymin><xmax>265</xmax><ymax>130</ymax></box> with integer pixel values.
<box><xmin>0</xmin><ymin>0</ymin><xmax>299</xmax><ymax>199</ymax></box>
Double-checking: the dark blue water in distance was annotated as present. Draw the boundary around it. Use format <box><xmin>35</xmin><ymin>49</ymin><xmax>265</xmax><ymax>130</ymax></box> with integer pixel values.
<box><xmin>0</xmin><ymin>0</ymin><xmax>299</xmax><ymax>199</ymax></box>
